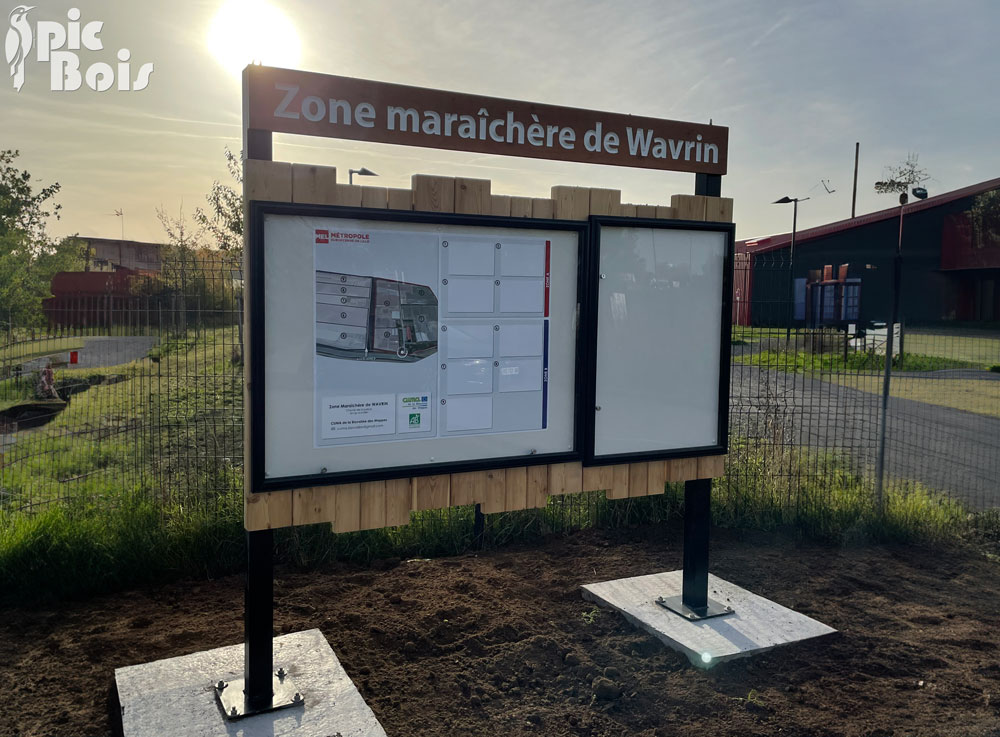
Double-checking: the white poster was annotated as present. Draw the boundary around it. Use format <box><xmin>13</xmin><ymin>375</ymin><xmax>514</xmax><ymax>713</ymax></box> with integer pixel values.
<box><xmin>312</xmin><ymin>224</ymin><xmax>555</xmax><ymax>448</ymax></box>
<box><xmin>261</xmin><ymin>213</ymin><xmax>579</xmax><ymax>480</ymax></box>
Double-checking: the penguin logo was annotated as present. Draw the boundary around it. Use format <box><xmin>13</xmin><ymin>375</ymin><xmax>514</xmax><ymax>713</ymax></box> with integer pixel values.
<box><xmin>5</xmin><ymin>5</ymin><xmax>34</xmax><ymax>92</ymax></box>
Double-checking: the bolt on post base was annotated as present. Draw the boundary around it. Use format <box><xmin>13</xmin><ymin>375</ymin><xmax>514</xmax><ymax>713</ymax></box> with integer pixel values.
<box><xmin>655</xmin><ymin>594</ymin><xmax>734</xmax><ymax>621</ymax></box>
<box><xmin>215</xmin><ymin>671</ymin><xmax>305</xmax><ymax>721</ymax></box>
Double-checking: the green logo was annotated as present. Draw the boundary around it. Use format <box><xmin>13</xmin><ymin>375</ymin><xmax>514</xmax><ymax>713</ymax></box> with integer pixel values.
<box><xmin>408</xmin><ymin>413</ymin><xmax>421</xmax><ymax>426</ymax></box>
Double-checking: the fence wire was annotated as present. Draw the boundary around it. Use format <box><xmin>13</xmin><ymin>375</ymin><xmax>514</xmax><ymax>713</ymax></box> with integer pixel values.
<box><xmin>0</xmin><ymin>254</ymin><xmax>997</xmax><ymax>540</ymax></box>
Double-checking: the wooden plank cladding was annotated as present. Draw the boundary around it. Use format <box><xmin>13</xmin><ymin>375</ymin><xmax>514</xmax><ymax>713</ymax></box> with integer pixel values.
<box><xmin>243</xmin><ymin>163</ymin><xmax>730</xmax><ymax>531</ymax></box>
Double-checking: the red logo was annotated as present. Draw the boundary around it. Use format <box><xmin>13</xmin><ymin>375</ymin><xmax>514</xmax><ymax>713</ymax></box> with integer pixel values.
<box><xmin>315</xmin><ymin>230</ymin><xmax>371</xmax><ymax>244</ymax></box>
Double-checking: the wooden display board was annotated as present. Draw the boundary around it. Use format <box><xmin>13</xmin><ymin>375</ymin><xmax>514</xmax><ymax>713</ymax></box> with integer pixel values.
<box><xmin>243</xmin><ymin>162</ymin><xmax>733</xmax><ymax>532</ymax></box>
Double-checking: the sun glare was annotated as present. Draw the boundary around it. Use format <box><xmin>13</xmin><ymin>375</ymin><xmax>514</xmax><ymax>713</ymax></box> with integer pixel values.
<box><xmin>207</xmin><ymin>0</ymin><xmax>302</xmax><ymax>77</ymax></box>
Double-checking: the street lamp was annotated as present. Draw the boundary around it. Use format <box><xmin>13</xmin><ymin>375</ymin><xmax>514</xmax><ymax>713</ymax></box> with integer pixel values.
<box><xmin>349</xmin><ymin>167</ymin><xmax>377</xmax><ymax>185</ymax></box>
<box><xmin>773</xmin><ymin>196</ymin><xmax>810</xmax><ymax>340</ymax></box>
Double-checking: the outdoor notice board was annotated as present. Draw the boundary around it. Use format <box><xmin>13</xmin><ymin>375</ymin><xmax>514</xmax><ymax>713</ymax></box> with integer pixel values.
<box><xmin>250</xmin><ymin>204</ymin><xmax>585</xmax><ymax>490</ymax></box>
<box><xmin>586</xmin><ymin>219</ymin><xmax>733</xmax><ymax>463</ymax></box>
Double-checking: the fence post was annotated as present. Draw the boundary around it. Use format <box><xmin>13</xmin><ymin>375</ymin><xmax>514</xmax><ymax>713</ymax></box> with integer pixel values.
<box><xmin>874</xmin><ymin>205</ymin><xmax>905</xmax><ymax>513</ymax></box>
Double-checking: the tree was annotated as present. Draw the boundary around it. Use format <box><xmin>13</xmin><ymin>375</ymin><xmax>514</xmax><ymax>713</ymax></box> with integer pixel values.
<box><xmin>194</xmin><ymin>148</ymin><xmax>243</xmax><ymax>254</ymax></box>
<box><xmin>0</xmin><ymin>150</ymin><xmax>85</xmax><ymax>328</ymax></box>
<box><xmin>0</xmin><ymin>149</ymin><xmax>61</xmax><ymax>242</ymax></box>
<box><xmin>969</xmin><ymin>189</ymin><xmax>1000</xmax><ymax>249</ymax></box>
<box><xmin>874</xmin><ymin>153</ymin><xmax>930</xmax><ymax>197</ymax></box>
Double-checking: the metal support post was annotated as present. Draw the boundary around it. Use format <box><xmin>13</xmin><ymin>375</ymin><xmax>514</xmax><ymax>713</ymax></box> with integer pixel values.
<box><xmin>694</xmin><ymin>173</ymin><xmax>722</xmax><ymax>197</ymax></box>
<box><xmin>656</xmin><ymin>478</ymin><xmax>733</xmax><ymax>620</ymax></box>
<box><xmin>874</xmin><ymin>206</ymin><xmax>904</xmax><ymax>513</ymax></box>
<box><xmin>472</xmin><ymin>503</ymin><xmax>486</xmax><ymax>549</ymax></box>
<box><xmin>244</xmin><ymin>529</ymin><xmax>274</xmax><ymax>710</ymax></box>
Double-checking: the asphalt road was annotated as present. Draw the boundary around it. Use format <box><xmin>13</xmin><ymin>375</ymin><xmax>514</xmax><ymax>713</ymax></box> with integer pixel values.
<box><xmin>730</xmin><ymin>363</ymin><xmax>1000</xmax><ymax>511</ymax></box>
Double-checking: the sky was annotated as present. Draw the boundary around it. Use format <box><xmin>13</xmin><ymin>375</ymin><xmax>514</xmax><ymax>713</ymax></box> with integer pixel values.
<box><xmin>2</xmin><ymin>0</ymin><xmax>998</xmax><ymax>245</ymax></box>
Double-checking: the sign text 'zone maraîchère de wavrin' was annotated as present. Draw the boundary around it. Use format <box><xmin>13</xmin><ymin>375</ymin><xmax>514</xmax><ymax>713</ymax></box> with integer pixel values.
<box><xmin>246</xmin><ymin>66</ymin><xmax>727</xmax><ymax>175</ymax></box>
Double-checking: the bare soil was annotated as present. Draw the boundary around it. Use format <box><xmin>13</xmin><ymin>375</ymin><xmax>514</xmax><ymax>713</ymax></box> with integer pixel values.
<box><xmin>2</xmin><ymin>524</ymin><xmax>999</xmax><ymax>737</ymax></box>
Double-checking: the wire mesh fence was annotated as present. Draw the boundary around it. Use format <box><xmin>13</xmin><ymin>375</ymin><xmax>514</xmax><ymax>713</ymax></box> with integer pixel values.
<box><xmin>0</xmin><ymin>252</ymin><xmax>996</xmax><ymax>543</ymax></box>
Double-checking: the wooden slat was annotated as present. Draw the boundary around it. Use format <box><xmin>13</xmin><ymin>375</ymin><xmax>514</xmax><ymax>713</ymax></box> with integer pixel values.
<box><xmin>697</xmin><ymin>454</ymin><xmax>727</xmax><ymax>479</ymax></box>
<box><xmin>333</xmin><ymin>184</ymin><xmax>363</xmax><ymax>207</ymax></box>
<box><xmin>504</xmin><ymin>466</ymin><xmax>528</xmax><ymax>511</ymax></box>
<box><xmin>412</xmin><ymin>174</ymin><xmax>456</xmax><ymax>212</ymax></box>
<box><xmin>455</xmin><ymin>177</ymin><xmax>491</xmax><ymax>214</ymax></box>
<box><xmin>551</xmin><ymin>185</ymin><xmax>591</xmax><ymax>220</ymax></box>
<box><xmin>481</xmin><ymin>469</ymin><xmax>506</xmax><ymax>513</ymax></box>
<box><xmin>628</xmin><ymin>462</ymin><xmax>650</xmax><ymax>497</ymax></box>
<box><xmin>635</xmin><ymin>204</ymin><xmax>656</xmax><ymax>218</ymax></box>
<box><xmin>385</xmin><ymin>478</ymin><xmax>412</xmax><ymax>527</ymax></box>
<box><xmin>290</xmin><ymin>163</ymin><xmax>337</xmax><ymax>204</ymax></box>
<box><xmin>670</xmin><ymin>194</ymin><xmax>709</xmax><ymax>221</ymax></box>
<box><xmin>531</xmin><ymin>198</ymin><xmax>554</xmax><ymax>219</ymax></box>
<box><xmin>244</xmin><ymin>160</ymin><xmax>292</xmax><ymax>202</ymax></box>
<box><xmin>490</xmin><ymin>194</ymin><xmax>511</xmax><ymax>216</ymax></box>
<box><xmin>413</xmin><ymin>474</ymin><xmax>450</xmax><ymax>510</ymax></box>
<box><xmin>551</xmin><ymin>461</ymin><xmax>583</xmax><ymax>495</ymax></box>
<box><xmin>510</xmin><ymin>196</ymin><xmax>533</xmax><ymax>218</ymax></box>
<box><xmin>360</xmin><ymin>185</ymin><xmax>389</xmax><ymax>209</ymax></box>
<box><xmin>450</xmin><ymin>470</ymin><xmax>487</xmax><ymax>507</ymax></box>
<box><xmin>548</xmin><ymin>462</ymin><xmax>566</xmax><ymax>496</ymax></box>
<box><xmin>655</xmin><ymin>205</ymin><xmax>677</xmax><ymax>220</ymax></box>
<box><xmin>245</xmin><ymin>490</ymin><xmax>293</xmax><ymax>530</ymax></box>
<box><xmin>565</xmin><ymin>462</ymin><xmax>583</xmax><ymax>496</ymax></box>
<box><xmin>705</xmin><ymin>197</ymin><xmax>734</xmax><ymax>223</ymax></box>
<box><xmin>669</xmin><ymin>457</ymin><xmax>699</xmax><ymax>482</ymax></box>
<box><xmin>291</xmin><ymin>487</ymin><xmax>335</xmax><ymax>527</ymax></box>
<box><xmin>360</xmin><ymin>480</ymin><xmax>386</xmax><ymax>529</ymax></box>
<box><xmin>582</xmin><ymin>465</ymin><xmax>614</xmax><ymax>492</ymax></box>
<box><xmin>607</xmin><ymin>464</ymin><xmax>630</xmax><ymax>499</ymax></box>
<box><xmin>589</xmin><ymin>188</ymin><xmax>622</xmax><ymax>216</ymax></box>
<box><xmin>387</xmin><ymin>188</ymin><xmax>412</xmax><ymax>210</ymax></box>
<box><xmin>333</xmin><ymin>483</ymin><xmax>362</xmax><ymax>533</ymax></box>
<box><xmin>619</xmin><ymin>203</ymin><xmax>638</xmax><ymax>217</ymax></box>
<box><xmin>647</xmin><ymin>461</ymin><xmax>668</xmax><ymax>496</ymax></box>
<box><xmin>527</xmin><ymin>464</ymin><xmax>549</xmax><ymax>508</ymax></box>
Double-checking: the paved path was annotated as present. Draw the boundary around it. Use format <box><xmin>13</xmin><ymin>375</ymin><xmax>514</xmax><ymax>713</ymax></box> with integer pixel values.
<box><xmin>729</xmin><ymin>363</ymin><xmax>1000</xmax><ymax>511</ymax></box>
<box><xmin>72</xmin><ymin>336</ymin><xmax>158</xmax><ymax>369</ymax></box>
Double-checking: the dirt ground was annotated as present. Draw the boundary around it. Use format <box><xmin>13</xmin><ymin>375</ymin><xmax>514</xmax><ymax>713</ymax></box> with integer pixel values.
<box><xmin>2</xmin><ymin>524</ymin><xmax>999</xmax><ymax>737</ymax></box>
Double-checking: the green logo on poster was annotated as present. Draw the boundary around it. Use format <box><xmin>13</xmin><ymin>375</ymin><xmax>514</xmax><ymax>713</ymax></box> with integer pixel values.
<box><xmin>408</xmin><ymin>413</ymin><xmax>421</xmax><ymax>426</ymax></box>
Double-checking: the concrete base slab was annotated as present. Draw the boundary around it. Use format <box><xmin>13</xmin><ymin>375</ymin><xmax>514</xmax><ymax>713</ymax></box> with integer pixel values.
<box><xmin>582</xmin><ymin>571</ymin><xmax>835</xmax><ymax>668</ymax></box>
<box><xmin>115</xmin><ymin>629</ymin><xmax>386</xmax><ymax>737</ymax></box>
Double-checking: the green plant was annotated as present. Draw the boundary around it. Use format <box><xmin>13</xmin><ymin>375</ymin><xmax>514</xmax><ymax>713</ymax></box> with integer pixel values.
<box><xmin>581</xmin><ymin>606</ymin><xmax>601</xmax><ymax>625</ymax></box>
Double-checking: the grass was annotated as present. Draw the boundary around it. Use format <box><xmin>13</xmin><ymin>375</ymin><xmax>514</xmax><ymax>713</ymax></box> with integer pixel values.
<box><xmin>736</xmin><ymin>348</ymin><xmax>985</xmax><ymax>374</ymax></box>
<box><xmin>0</xmin><ymin>325</ymin><xmax>986</xmax><ymax>604</ymax></box>
<box><xmin>828</xmin><ymin>374</ymin><xmax>1000</xmax><ymax>418</ymax></box>
<box><xmin>904</xmin><ymin>330</ymin><xmax>1000</xmax><ymax>367</ymax></box>
<box><xmin>1</xmin><ymin>326</ymin><xmax>242</xmax><ymax>510</ymax></box>
<box><xmin>0</xmin><ymin>440</ymin><xmax>974</xmax><ymax>604</ymax></box>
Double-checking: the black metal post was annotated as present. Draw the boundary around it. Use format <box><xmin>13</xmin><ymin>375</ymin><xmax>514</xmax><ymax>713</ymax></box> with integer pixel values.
<box><xmin>681</xmin><ymin>478</ymin><xmax>710</xmax><ymax>612</ymax></box>
<box><xmin>786</xmin><ymin>198</ymin><xmax>798</xmax><ymax>341</ymax></box>
<box><xmin>472</xmin><ymin>503</ymin><xmax>486</xmax><ymax>549</ymax></box>
<box><xmin>694</xmin><ymin>173</ymin><xmax>722</xmax><ymax>197</ymax></box>
<box><xmin>245</xmin><ymin>529</ymin><xmax>274</xmax><ymax>711</ymax></box>
<box><xmin>874</xmin><ymin>204</ymin><xmax>905</xmax><ymax>513</ymax></box>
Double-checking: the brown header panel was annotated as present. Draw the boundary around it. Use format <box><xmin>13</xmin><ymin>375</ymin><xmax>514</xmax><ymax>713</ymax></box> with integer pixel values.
<box><xmin>245</xmin><ymin>66</ymin><xmax>727</xmax><ymax>175</ymax></box>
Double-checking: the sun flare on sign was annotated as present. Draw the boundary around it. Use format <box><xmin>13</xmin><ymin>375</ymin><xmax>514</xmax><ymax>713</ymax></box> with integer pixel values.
<box><xmin>206</xmin><ymin>0</ymin><xmax>302</xmax><ymax>77</ymax></box>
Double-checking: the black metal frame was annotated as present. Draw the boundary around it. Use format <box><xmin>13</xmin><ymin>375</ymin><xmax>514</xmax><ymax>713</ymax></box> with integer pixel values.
<box><xmin>582</xmin><ymin>216</ymin><xmax>735</xmax><ymax>467</ymax></box>
<box><xmin>247</xmin><ymin>200</ymin><xmax>590</xmax><ymax>494</ymax></box>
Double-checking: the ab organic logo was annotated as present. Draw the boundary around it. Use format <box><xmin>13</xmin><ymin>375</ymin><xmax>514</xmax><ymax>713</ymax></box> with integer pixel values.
<box><xmin>5</xmin><ymin>5</ymin><xmax>153</xmax><ymax>93</ymax></box>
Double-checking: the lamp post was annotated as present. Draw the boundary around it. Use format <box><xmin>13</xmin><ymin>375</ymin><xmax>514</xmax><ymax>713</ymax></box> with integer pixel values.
<box><xmin>873</xmin><ymin>185</ymin><xmax>927</xmax><ymax>512</ymax></box>
<box><xmin>773</xmin><ymin>196</ymin><xmax>809</xmax><ymax>340</ymax></box>
<box><xmin>349</xmin><ymin>167</ymin><xmax>377</xmax><ymax>185</ymax></box>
